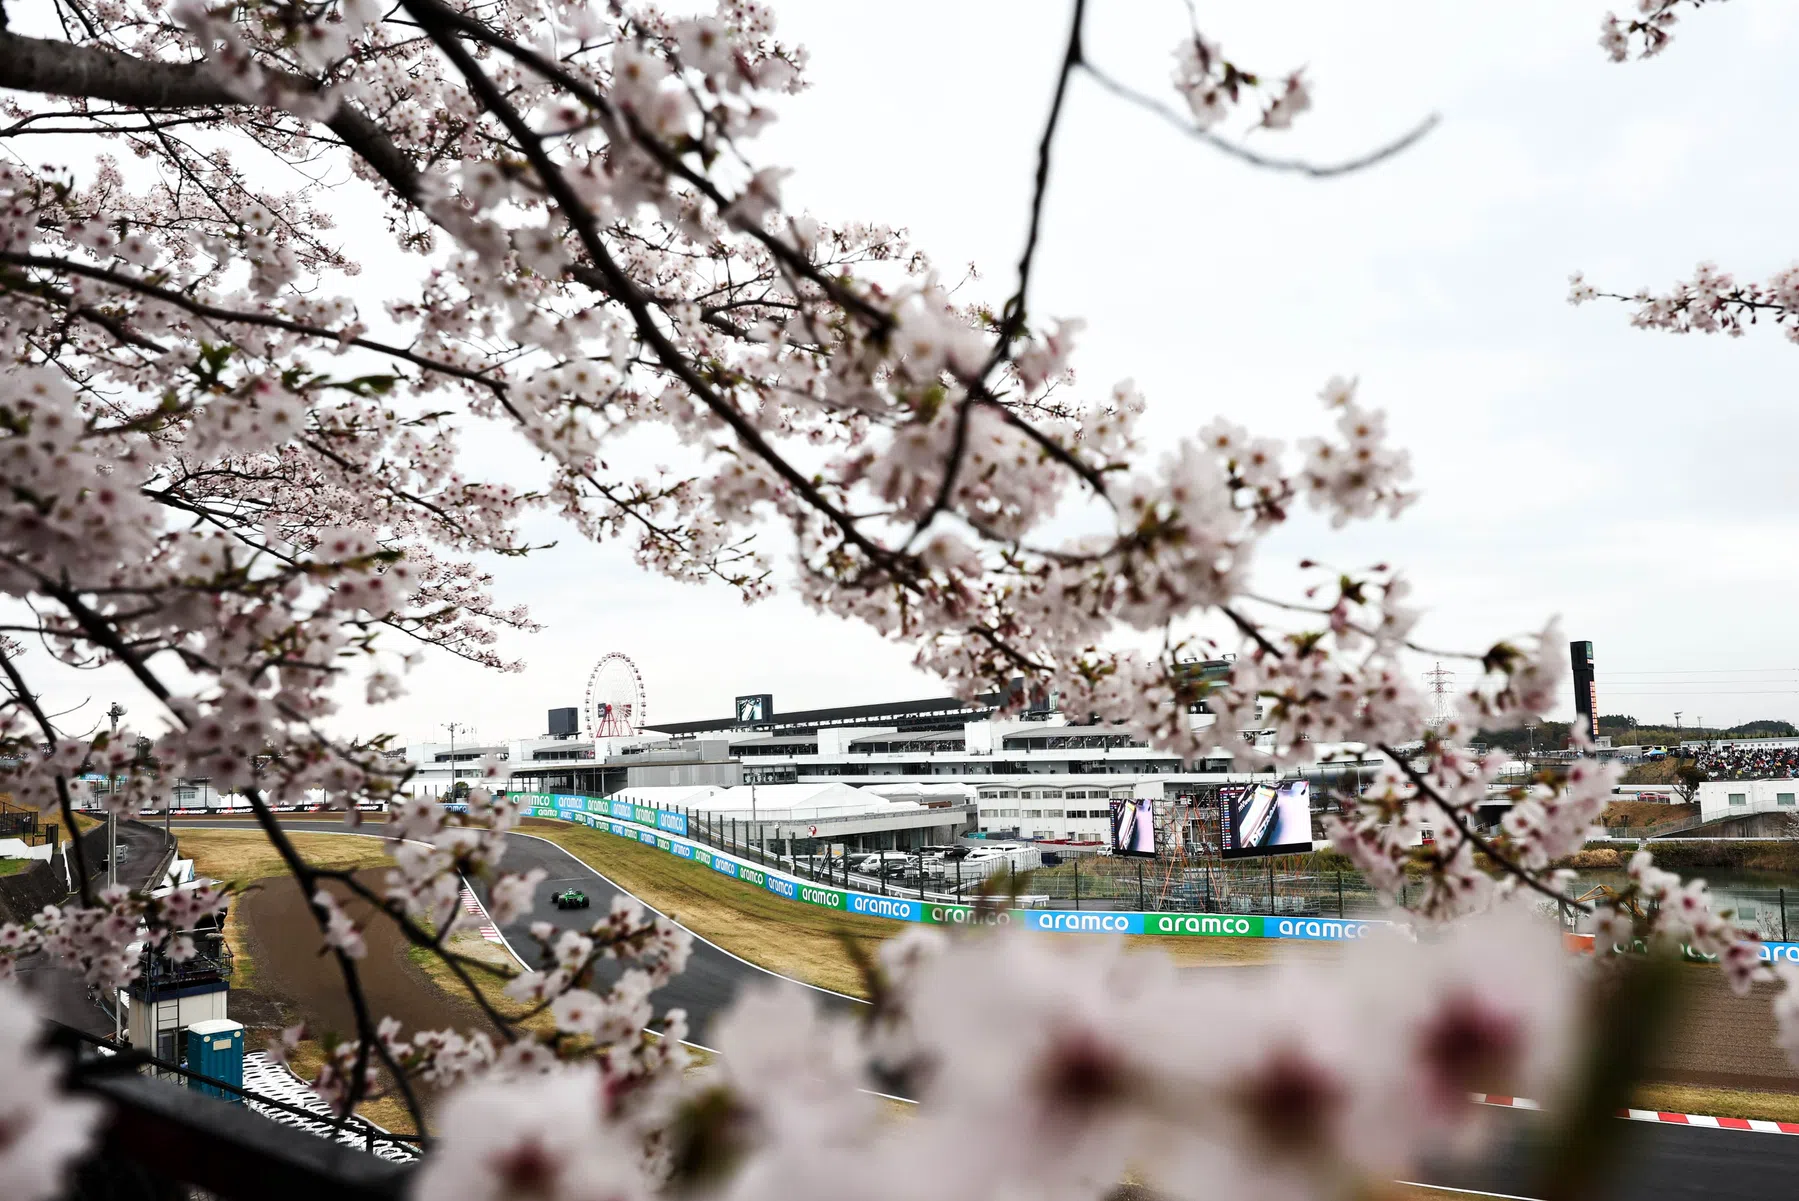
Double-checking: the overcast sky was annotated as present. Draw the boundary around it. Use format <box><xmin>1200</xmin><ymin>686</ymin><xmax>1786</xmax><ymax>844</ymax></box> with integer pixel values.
<box><xmin>20</xmin><ymin>0</ymin><xmax>1799</xmax><ymax>745</ymax></box>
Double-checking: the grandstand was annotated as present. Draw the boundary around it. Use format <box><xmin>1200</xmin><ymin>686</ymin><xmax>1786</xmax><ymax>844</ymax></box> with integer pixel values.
<box><xmin>1687</xmin><ymin>740</ymin><xmax>1799</xmax><ymax>781</ymax></box>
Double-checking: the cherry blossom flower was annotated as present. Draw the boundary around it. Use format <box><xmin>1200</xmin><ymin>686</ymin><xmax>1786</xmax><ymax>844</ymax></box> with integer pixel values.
<box><xmin>0</xmin><ymin>983</ymin><xmax>103</xmax><ymax>1201</ymax></box>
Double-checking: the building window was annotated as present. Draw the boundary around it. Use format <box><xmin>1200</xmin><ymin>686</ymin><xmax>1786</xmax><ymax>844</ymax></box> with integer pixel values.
<box><xmin>1729</xmin><ymin>793</ymin><xmax>1748</xmax><ymax>808</ymax></box>
<box><xmin>1781</xmin><ymin>794</ymin><xmax>1797</xmax><ymax>808</ymax></box>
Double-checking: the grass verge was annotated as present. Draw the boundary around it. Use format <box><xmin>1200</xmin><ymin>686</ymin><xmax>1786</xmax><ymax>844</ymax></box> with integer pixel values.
<box><xmin>404</xmin><ymin>921</ymin><xmax>548</xmax><ymax>1036</ymax></box>
<box><xmin>186</xmin><ymin>828</ymin><xmax>393</xmax><ymax>995</ymax></box>
<box><xmin>1631</xmin><ymin>1082</ymin><xmax>1799</xmax><ymax>1123</ymax></box>
<box><xmin>195</xmin><ymin>822</ymin><xmax>1799</xmax><ymax>1129</ymax></box>
<box><xmin>521</xmin><ymin>821</ymin><xmax>896</xmax><ymax>997</ymax></box>
<box><xmin>176</xmin><ymin>826</ymin><xmax>393</xmax><ymax>890</ymax></box>
<box><xmin>519</xmin><ymin>821</ymin><xmax>1344</xmax><ymax>991</ymax></box>
<box><xmin>283</xmin><ymin>1039</ymin><xmax>421</xmax><ymax>1136</ymax></box>
<box><xmin>0</xmin><ymin>857</ymin><xmax>30</xmax><ymax>877</ymax></box>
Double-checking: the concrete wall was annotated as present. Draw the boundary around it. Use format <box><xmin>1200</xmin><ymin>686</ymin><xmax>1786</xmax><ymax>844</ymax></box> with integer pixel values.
<box><xmin>1699</xmin><ymin>779</ymin><xmax>1799</xmax><ymax>823</ymax></box>
<box><xmin>0</xmin><ymin>826</ymin><xmax>107</xmax><ymax>923</ymax></box>
<box><xmin>626</xmin><ymin>761</ymin><xmax>742</xmax><ymax>789</ymax></box>
<box><xmin>125</xmin><ymin>986</ymin><xmax>229</xmax><ymax>1053</ymax></box>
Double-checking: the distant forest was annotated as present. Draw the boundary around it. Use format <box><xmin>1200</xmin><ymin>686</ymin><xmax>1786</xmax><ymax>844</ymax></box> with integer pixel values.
<box><xmin>1474</xmin><ymin>716</ymin><xmax>1798</xmax><ymax>754</ymax></box>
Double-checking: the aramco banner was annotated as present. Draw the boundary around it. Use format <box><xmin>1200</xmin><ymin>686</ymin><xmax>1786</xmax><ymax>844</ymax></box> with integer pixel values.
<box><xmin>503</xmin><ymin>791</ymin><xmax>1793</xmax><ymax>961</ymax></box>
<box><xmin>503</xmin><ymin>790</ymin><xmax>1399</xmax><ymax>942</ymax></box>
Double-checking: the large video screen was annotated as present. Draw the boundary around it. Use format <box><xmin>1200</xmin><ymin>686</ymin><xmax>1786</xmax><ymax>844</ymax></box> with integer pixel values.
<box><xmin>1109</xmin><ymin>796</ymin><xmax>1156</xmax><ymax>858</ymax></box>
<box><xmin>1218</xmin><ymin>780</ymin><xmax>1312</xmax><ymax>859</ymax></box>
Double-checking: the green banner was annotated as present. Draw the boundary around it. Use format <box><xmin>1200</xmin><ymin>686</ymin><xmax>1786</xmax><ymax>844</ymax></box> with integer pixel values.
<box><xmin>797</xmin><ymin>883</ymin><xmax>844</xmax><ymax>910</ymax></box>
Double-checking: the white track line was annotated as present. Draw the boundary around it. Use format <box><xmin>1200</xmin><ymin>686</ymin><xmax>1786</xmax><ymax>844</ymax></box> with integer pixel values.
<box><xmin>1394</xmin><ymin>1182</ymin><xmax>1542</xmax><ymax>1200</ymax></box>
<box><xmin>504</xmin><ymin>830</ymin><xmax>871</xmax><ymax>1008</ymax></box>
<box><xmin>178</xmin><ymin>820</ymin><xmax>880</xmax><ymax>1084</ymax></box>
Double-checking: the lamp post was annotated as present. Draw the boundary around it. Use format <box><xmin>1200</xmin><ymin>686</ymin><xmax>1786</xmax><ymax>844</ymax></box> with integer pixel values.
<box><xmin>105</xmin><ymin>702</ymin><xmax>125</xmax><ymax>890</ymax></box>
<box><xmin>444</xmin><ymin>721</ymin><xmax>469</xmax><ymax>801</ymax></box>
<box><xmin>105</xmin><ymin>701</ymin><xmax>125</xmax><ymax>1046</ymax></box>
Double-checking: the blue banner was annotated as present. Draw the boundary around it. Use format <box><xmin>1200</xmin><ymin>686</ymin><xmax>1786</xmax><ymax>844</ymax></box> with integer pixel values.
<box><xmin>847</xmin><ymin>894</ymin><xmax>923</xmax><ymax>922</ymax></box>
<box><xmin>1021</xmin><ymin>911</ymin><xmax>1145</xmax><ymax>934</ymax></box>
<box><xmin>1267</xmin><ymin>917</ymin><xmax>1383</xmax><ymax>941</ymax></box>
<box><xmin>518</xmin><ymin>791</ymin><xmax>1390</xmax><ymax>943</ymax></box>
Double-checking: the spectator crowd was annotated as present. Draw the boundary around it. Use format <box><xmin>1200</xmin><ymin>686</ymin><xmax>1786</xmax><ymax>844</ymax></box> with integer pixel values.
<box><xmin>1691</xmin><ymin>745</ymin><xmax>1799</xmax><ymax>780</ymax></box>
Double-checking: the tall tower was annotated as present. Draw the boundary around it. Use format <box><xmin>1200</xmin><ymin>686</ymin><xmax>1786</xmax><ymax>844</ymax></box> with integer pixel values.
<box><xmin>1424</xmin><ymin>662</ymin><xmax>1456</xmax><ymax>728</ymax></box>
<box><xmin>1570</xmin><ymin>640</ymin><xmax>1598</xmax><ymax>743</ymax></box>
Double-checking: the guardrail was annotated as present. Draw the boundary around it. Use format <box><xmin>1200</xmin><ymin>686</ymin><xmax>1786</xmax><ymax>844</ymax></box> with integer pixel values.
<box><xmin>513</xmin><ymin>792</ymin><xmax>1397</xmax><ymax>943</ymax></box>
<box><xmin>519</xmin><ymin>791</ymin><xmax>1799</xmax><ymax>965</ymax></box>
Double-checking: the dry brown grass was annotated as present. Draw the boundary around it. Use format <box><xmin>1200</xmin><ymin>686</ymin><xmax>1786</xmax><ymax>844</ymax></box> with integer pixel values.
<box><xmin>522</xmin><ymin>822</ymin><xmax>1332</xmax><ymax>993</ymax></box>
<box><xmin>404</xmin><ymin>922</ymin><xmax>549</xmax><ymax>1036</ymax></box>
<box><xmin>178</xmin><ymin>827</ymin><xmax>392</xmax><ymax>890</ymax></box>
<box><xmin>283</xmin><ymin>1039</ymin><xmax>422</xmax><ymax>1136</ymax></box>
<box><xmin>1126</xmin><ymin>933</ymin><xmax>1351</xmax><ymax>966</ymax></box>
<box><xmin>1603</xmin><ymin>800</ymin><xmax>1697</xmax><ymax>828</ymax></box>
<box><xmin>181</xmin><ymin>829</ymin><xmax>389</xmax><ymax>996</ymax></box>
<box><xmin>1631</xmin><ymin>1082</ymin><xmax>1799</xmax><ymax>1123</ymax></box>
<box><xmin>522</xmin><ymin>822</ymin><xmax>899</xmax><ymax>997</ymax></box>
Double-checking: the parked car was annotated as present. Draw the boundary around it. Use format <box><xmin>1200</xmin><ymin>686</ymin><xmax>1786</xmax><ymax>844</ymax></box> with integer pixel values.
<box><xmin>853</xmin><ymin>851</ymin><xmax>915</xmax><ymax>874</ymax></box>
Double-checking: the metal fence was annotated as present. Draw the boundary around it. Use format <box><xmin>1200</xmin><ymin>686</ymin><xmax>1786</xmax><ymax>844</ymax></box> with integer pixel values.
<box><xmin>976</xmin><ymin>855</ymin><xmax>1393</xmax><ymax>917</ymax></box>
<box><xmin>44</xmin><ymin>1023</ymin><xmax>417</xmax><ymax>1201</ymax></box>
<box><xmin>666</xmin><ymin>808</ymin><xmax>1400</xmax><ymax>916</ymax></box>
<box><xmin>578</xmin><ymin>795</ymin><xmax>1799</xmax><ymax>929</ymax></box>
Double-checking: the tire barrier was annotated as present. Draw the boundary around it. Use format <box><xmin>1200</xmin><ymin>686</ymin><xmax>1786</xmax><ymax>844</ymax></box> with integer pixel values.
<box><xmin>509</xmin><ymin>792</ymin><xmax>1390</xmax><ymax>942</ymax></box>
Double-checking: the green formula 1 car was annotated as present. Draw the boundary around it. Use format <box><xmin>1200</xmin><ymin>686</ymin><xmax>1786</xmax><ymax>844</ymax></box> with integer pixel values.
<box><xmin>553</xmin><ymin>888</ymin><xmax>590</xmax><ymax>910</ymax></box>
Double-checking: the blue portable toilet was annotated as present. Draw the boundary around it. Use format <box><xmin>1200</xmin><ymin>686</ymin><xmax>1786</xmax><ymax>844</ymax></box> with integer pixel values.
<box><xmin>185</xmin><ymin>1018</ymin><xmax>245</xmax><ymax>1102</ymax></box>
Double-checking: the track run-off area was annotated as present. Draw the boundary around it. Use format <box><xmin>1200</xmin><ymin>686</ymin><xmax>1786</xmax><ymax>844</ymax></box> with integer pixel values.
<box><xmin>174</xmin><ymin>815</ymin><xmax>1799</xmax><ymax>1201</ymax></box>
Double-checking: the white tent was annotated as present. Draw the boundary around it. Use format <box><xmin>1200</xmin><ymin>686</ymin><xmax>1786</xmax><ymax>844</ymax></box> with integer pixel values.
<box><xmin>617</xmin><ymin>781</ymin><xmax>915</xmax><ymax>822</ymax></box>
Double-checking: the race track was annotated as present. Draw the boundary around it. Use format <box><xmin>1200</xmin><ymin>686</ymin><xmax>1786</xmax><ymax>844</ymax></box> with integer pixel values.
<box><xmin>182</xmin><ymin>819</ymin><xmax>863</xmax><ymax>1044</ymax></box>
<box><xmin>178</xmin><ymin>816</ymin><xmax>1799</xmax><ymax>1200</ymax></box>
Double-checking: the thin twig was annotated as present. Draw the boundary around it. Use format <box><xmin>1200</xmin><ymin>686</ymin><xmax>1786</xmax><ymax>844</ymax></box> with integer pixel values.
<box><xmin>1082</xmin><ymin>64</ymin><xmax>1440</xmax><ymax>178</ymax></box>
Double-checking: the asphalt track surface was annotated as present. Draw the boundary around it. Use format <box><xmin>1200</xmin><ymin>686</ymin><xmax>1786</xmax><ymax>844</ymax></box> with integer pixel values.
<box><xmin>178</xmin><ymin>816</ymin><xmax>1799</xmax><ymax>1200</ymax></box>
<box><xmin>16</xmin><ymin>819</ymin><xmax>173</xmax><ymax>1036</ymax></box>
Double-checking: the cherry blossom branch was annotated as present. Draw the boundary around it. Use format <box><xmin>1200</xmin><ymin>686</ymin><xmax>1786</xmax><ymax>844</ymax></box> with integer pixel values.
<box><xmin>1599</xmin><ymin>1</ymin><xmax>1728</xmax><ymax>61</ymax></box>
<box><xmin>0</xmin><ymin>251</ymin><xmax>509</xmax><ymax>389</ymax></box>
<box><xmin>0</xmin><ymin>651</ymin><xmax>96</xmax><ymax>902</ymax></box>
<box><xmin>1081</xmin><ymin>64</ymin><xmax>1440</xmax><ymax>179</ymax></box>
<box><xmin>1377</xmin><ymin>742</ymin><xmax>1589</xmax><ymax>913</ymax></box>
<box><xmin>399</xmin><ymin>2</ymin><xmax>911</xmax><ymax>582</ymax></box>
<box><xmin>0</xmin><ymin>29</ymin><xmax>434</xmax><ymax>211</ymax></box>
<box><xmin>1569</xmin><ymin>266</ymin><xmax>1799</xmax><ymax>345</ymax></box>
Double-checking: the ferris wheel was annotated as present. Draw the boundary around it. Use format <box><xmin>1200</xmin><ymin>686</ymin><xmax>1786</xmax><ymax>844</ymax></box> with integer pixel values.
<box><xmin>584</xmin><ymin>652</ymin><xmax>647</xmax><ymax>739</ymax></box>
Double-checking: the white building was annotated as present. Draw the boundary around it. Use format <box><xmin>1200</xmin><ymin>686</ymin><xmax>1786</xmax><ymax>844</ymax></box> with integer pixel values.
<box><xmin>1698</xmin><ymin>779</ymin><xmax>1799</xmax><ymax>823</ymax></box>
